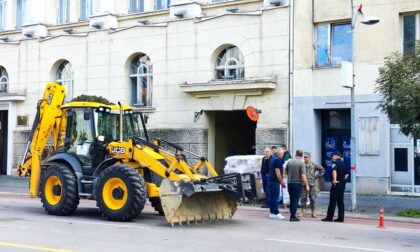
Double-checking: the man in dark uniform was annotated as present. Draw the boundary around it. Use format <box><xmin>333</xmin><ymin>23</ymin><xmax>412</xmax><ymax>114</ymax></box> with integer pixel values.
<box><xmin>322</xmin><ymin>151</ymin><xmax>349</xmax><ymax>222</ymax></box>
<box><xmin>267</xmin><ymin>150</ymin><xmax>286</xmax><ymax>220</ymax></box>
<box><xmin>260</xmin><ymin>147</ymin><xmax>272</xmax><ymax>208</ymax></box>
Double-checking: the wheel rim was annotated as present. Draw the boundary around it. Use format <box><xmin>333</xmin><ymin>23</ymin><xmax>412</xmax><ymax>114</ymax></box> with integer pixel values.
<box><xmin>45</xmin><ymin>175</ymin><xmax>62</xmax><ymax>205</ymax></box>
<box><xmin>102</xmin><ymin>178</ymin><xmax>128</xmax><ymax>210</ymax></box>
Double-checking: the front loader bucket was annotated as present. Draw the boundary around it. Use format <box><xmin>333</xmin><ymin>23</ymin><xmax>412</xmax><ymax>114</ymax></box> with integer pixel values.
<box><xmin>159</xmin><ymin>179</ymin><xmax>238</xmax><ymax>226</ymax></box>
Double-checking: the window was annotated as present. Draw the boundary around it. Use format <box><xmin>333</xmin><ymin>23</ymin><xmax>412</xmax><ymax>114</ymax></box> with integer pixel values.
<box><xmin>80</xmin><ymin>0</ymin><xmax>92</xmax><ymax>20</ymax></box>
<box><xmin>129</xmin><ymin>54</ymin><xmax>152</xmax><ymax>107</ymax></box>
<box><xmin>358</xmin><ymin>117</ymin><xmax>380</xmax><ymax>156</ymax></box>
<box><xmin>16</xmin><ymin>0</ymin><xmax>25</xmax><ymax>28</ymax></box>
<box><xmin>215</xmin><ymin>46</ymin><xmax>244</xmax><ymax>80</ymax></box>
<box><xmin>403</xmin><ymin>14</ymin><xmax>419</xmax><ymax>55</ymax></box>
<box><xmin>56</xmin><ymin>61</ymin><xmax>73</xmax><ymax>101</ymax></box>
<box><xmin>57</xmin><ymin>0</ymin><xmax>70</xmax><ymax>24</ymax></box>
<box><xmin>0</xmin><ymin>66</ymin><xmax>8</xmax><ymax>92</ymax></box>
<box><xmin>67</xmin><ymin>108</ymin><xmax>94</xmax><ymax>166</ymax></box>
<box><xmin>0</xmin><ymin>1</ymin><xmax>5</xmax><ymax>31</ymax></box>
<box><xmin>394</xmin><ymin>148</ymin><xmax>408</xmax><ymax>172</ymax></box>
<box><xmin>129</xmin><ymin>0</ymin><xmax>144</xmax><ymax>13</ymax></box>
<box><xmin>155</xmin><ymin>0</ymin><xmax>170</xmax><ymax>10</ymax></box>
<box><xmin>316</xmin><ymin>23</ymin><xmax>353</xmax><ymax>66</ymax></box>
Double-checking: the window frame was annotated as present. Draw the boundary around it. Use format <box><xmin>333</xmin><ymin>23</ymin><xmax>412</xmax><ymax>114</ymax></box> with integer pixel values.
<box><xmin>315</xmin><ymin>22</ymin><xmax>353</xmax><ymax>67</ymax></box>
<box><xmin>129</xmin><ymin>55</ymin><xmax>153</xmax><ymax>107</ymax></box>
<box><xmin>129</xmin><ymin>0</ymin><xmax>144</xmax><ymax>14</ymax></box>
<box><xmin>154</xmin><ymin>0</ymin><xmax>170</xmax><ymax>11</ymax></box>
<box><xmin>214</xmin><ymin>46</ymin><xmax>245</xmax><ymax>81</ymax></box>
<box><xmin>0</xmin><ymin>0</ymin><xmax>6</xmax><ymax>31</ymax></box>
<box><xmin>80</xmin><ymin>0</ymin><xmax>92</xmax><ymax>21</ymax></box>
<box><xmin>57</xmin><ymin>0</ymin><xmax>70</xmax><ymax>24</ymax></box>
<box><xmin>401</xmin><ymin>13</ymin><xmax>420</xmax><ymax>55</ymax></box>
<box><xmin>56</xmin><ymin>61</ymin><xmax>74</xmax><ymax>102</ymax></box>
<box><xmin>0</xmin><ymin>66</ymin><xmax>8</xmax><ymax>93</ymax></box>
<box><xmin>16</xmin><ymin>0</ymin><xmax>25</xmax><ymax>28</ymax></box>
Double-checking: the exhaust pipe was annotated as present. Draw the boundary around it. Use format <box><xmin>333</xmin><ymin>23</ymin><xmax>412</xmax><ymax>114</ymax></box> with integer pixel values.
<box><xmin>118</xmin><ymin>101</ymin><xmax>123</xmax><ymax>142</ymax></box>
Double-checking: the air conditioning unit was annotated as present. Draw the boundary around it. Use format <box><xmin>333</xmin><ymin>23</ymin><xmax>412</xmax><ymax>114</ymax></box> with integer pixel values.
<box><xmin>264</xmin><ymin>0</ymin><xmax>288</xmax><ymax>7</ymax></box>
<box><xmin>21</xmin><ymin>24</ymin><xmax>48</xmax><ymax>38</ymax></box>
<box><xmin>89</xmin><ymin>14</ymin><xmax>118</xmax><ymax>30</ymax></box>
<box><xmin>170</xmin><ymin>2</ymin><xmax>202</xmax><ymax>19</ymax></box>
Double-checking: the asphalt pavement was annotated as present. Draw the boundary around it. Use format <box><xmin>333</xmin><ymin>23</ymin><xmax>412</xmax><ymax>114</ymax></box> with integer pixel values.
<box><xmin>1</xmin><ymin>175</ymin><xmax>419</xmax><ymax>222</ymax></box>
<box><xmin>0</xmin><ymin>193</ymin><xmax>419</xmax><ymax>252</ymax></box>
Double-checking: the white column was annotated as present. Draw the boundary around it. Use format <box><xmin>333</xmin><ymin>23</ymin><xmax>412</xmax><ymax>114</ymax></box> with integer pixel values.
<box><xmin>144</xmin><ymin>0</ymin><xmax>155</xmax><ymax>13</ymax></box>
<box><xmin>93</xmin><ymin>0</ymin><xmax>115</xmax><ymax>15</ymax></box>
<box><xmin>26</xmin><ymin>0</ymin><xmax>47</xmax><ymax>24</ymax></box>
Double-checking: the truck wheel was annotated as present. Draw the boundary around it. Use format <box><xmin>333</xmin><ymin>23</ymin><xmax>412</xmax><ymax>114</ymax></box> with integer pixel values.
<box><xmin>149</xmin><ymin>197</ymin><xmax>164</xmax><ymax>215</ymax></box>
<box><xmin>40</xmin><ymin>163</ymin><xmax>79</xmax><ymax>215</ymax></box>
<box><xmin>95</xmin><ymin>164</ymin><xmax>146</xmax><ymax>221</ymax></box>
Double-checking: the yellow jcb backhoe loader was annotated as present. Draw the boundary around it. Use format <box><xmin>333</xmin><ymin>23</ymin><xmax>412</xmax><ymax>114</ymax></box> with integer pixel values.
<box><xmin>18</xmin><ymin>83</ymin><xmax>244</xmax><ymax>225</ymax></box>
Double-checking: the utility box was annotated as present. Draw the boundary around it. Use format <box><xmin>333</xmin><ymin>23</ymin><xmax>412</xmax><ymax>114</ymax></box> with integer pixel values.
<box><xmin>224</xmin><ymin>155</ymin><xmax>265</xmax><ymax>201</ymax></box>
<box><xmin>340</xmin><ymin>61</ymin><xmax>353</xmax><ymax>88</ymax></box>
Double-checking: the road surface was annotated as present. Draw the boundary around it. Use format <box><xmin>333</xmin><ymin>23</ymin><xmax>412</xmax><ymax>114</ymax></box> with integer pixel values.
<box><xmin>0</xmin><ymin>193</ymin><xmax>419</xmax><ymax>252</ymax></box>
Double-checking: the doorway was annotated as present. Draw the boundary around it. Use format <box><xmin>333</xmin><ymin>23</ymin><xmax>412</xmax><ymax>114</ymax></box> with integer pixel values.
<box><xmin>321</xmin><ymin>110</ymin><xmax>351</xmax><ymax>182</ymax></box>
<box><xmin>391</xmin><ymin>138</ymin><xmax>420</xmax><ymax>194</ymax></box>
<box><xmin>0</xmin><ymin>111</ymin><xmax>8</xmax><ymax>175</ymax></box>
<box><xmin>212</xmin><ymin>111</ymin><xmax>256</xmax><ymax>174</ymax></box>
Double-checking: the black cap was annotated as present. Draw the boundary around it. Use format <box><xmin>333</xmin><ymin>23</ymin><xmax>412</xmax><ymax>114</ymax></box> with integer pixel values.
<box><xmin>332</xmin><ymin>151</ymin><xmax>341</xmax><ymax>157</ymax></box>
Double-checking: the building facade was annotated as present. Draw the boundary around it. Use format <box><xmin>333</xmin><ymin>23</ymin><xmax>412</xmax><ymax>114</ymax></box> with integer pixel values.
<box><xmin>1</xmin><ymin>0</ymin><xmax>419</xmax><ymax>196</ymax></box>
<box><xmin>0</xmin><ymin>0</ymin><xmax>291</xmax><ymax>176</ymax></box>
<box><xmin>293</xmin><ymin>0</ymin><xmax>420</xmax><ymax>194</ymax></box>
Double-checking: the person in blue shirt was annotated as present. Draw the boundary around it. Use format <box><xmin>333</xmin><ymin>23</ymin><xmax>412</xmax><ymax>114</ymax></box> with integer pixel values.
<box><xmin>267</xmin><ymin>150</ymin><xmax>286</xmax><ymax>220</ymax></box>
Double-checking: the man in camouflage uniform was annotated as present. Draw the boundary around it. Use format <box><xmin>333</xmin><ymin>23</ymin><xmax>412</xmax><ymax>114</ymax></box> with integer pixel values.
<box><xmin>298</xmin><ymin>152</ymin><xmax>325</xmax><ymax>218</ymax></box>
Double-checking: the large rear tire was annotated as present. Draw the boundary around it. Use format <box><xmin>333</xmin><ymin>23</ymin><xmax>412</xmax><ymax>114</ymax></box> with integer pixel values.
<box><xmin>95</xmin><ymin>164</ymin><xmax>147</xmax><ymax>221</ymax></box>
<box><xmin>40</xmin><ymin>163</ymin><xmax>79</xmax><ymax>215</ymax></box>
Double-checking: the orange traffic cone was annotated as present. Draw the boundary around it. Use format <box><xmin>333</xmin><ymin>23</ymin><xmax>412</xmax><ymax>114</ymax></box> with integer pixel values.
<box><xmin>377</xmin><ymin>207</ymin><xmax>385</xmax><ymax>229</ymax></box>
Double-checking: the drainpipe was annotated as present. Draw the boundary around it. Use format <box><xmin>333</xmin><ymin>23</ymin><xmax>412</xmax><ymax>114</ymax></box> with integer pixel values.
<box><xmin>288</xmin><ymin>0</ymin><xmax>294</xmax><ymax>151</ymax></box>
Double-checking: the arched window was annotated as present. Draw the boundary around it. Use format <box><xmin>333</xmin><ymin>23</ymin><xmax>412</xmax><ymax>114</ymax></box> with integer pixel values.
<box><xmin>56</xmin><ymin>61</ymin><xmax>73</xmax><ymax>101</ymax></box>
<box><xmin>0</xmin><ymin>66</ymin><xmax>8</xmax><ymax>92</ymax></box>
<box><xmin>215</xmin><ymin>46</ymin><xmax>244</xmax><ymax>80</ymax></box>
<box><xmin>129</xmin><ymin>54</ymin><xmax>152</xmax><ymax>107</ymax></box>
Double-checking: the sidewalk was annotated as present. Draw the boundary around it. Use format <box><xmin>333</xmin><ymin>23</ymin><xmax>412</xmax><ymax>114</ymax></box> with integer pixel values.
<box><xmin>241</xmin><ymin>191</ymin><xmax>420</xmax><ymax>223</ymax></box>
<box><xmin>1</xmin><ymin>175</ymin><xmax>419</xmax><ymax>223</ymax></box>
<box><xmin>0</xmin><ymin>175</ymin><xmax>29</xmax><ymax>193</ymax></box>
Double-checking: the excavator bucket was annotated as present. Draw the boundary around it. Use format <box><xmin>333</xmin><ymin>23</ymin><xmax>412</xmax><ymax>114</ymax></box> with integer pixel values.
<box><xmin>159</xmin><ymin>178</ymin><xmax>240</xmax><ymax>226</ymax></box>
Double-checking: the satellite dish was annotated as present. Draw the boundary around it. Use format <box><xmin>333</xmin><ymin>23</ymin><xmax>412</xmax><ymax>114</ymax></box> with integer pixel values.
<box><xmin>246</xmin><ymin>106</ymin><xmax>261</xmax><ymax>122</ymax></box>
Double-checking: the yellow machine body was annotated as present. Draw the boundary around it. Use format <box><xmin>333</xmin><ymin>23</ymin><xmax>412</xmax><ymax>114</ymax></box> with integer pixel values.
<box><xmin>18</xmin><ymin>83</ymin><xmax>240</xmax><ymax>225</ymax></box>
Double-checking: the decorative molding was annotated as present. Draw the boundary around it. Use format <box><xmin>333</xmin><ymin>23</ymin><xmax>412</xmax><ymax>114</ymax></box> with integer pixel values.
<box><xmin>179</xmin><ymin>77</ymin><xmax>277</xmax><ymax>94</ymax></box>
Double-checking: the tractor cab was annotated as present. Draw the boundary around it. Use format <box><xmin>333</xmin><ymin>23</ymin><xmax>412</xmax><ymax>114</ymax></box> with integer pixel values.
<box><xmin>59</xmin><ymin>102</ymin><xmax>148</xmax><ymax>174</ymax></box>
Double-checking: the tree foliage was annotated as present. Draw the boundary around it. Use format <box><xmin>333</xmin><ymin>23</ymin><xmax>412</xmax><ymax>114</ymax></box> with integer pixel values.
<box><xmin>71</xmin><ymin>94</ymin><xmax>114</xmax><ymax>105</ymax></box>
<box><xmin>375</xmin><ymin>43</ymin><xmax>420</xmax><ymax>139</ymax></box>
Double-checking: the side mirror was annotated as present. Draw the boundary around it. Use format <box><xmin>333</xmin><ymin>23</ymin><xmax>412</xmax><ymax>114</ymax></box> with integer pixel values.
<box><xmin>97</xmin><ymin>135</ymin><xmax>105</xmax><ymax>142</ymax></box>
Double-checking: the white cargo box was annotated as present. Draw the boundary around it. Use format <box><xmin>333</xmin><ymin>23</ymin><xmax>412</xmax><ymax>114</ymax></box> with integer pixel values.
<box><xmin>224</xmin><ymin>155</ymin><xmax>264</xmax><ymax>174</ymax></box>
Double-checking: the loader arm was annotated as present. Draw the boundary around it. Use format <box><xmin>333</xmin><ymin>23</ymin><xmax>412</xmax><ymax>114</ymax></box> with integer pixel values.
<box><xmin>153</xmin><ymin>138</ymin><xmax>218</xmax><ymax>177</ymax></box>
<box><xmin>18</xmin><ymin>83</ymin><xmax>66</xmax><ymax>197</ymax></box>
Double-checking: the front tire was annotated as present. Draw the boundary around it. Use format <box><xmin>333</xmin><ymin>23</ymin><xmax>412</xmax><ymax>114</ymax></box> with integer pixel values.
<box><xmin>95</xmin><ymin>164</ymin><xmax>147</xmax><ymax>221</ymax></box>
<box><xmin>40</xmin><ymin>163</ymin><xmax>79</xmax><ymax>215</ymax></box>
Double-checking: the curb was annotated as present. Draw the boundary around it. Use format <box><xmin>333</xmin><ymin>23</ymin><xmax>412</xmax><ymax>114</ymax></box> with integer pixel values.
<box><xmin>238</xmin><ymin>205</ymin><xmax>420</xmax><ymax>224</ymax></box>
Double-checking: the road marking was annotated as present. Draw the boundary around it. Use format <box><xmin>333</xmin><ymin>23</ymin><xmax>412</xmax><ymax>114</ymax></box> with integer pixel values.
<box><xmin>47</xmin><ymin>218</ymin><xmax>151</xmax><ymax>229</ymax></box>
<box><xmin>0</xmin><ymin>242</ymin><xmax>74</xmax><ymax>252</ymax></box>
<box><xmin>266</xmin><ymin>239</ymin><xmax>395</xmax><ymax>252</ymax></box>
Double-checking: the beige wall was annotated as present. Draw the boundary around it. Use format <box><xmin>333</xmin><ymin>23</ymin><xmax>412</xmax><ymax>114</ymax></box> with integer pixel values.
<box><xmin>294</xmin><ymin>0</ymin><xmax>420</xmax><ymax>97</ymax></box>
<box><xmin>0</xmin><ymin>1</ymin><xmax>291</xmax><ymax>174</ymax></box>
<box><xmin>1</xmin><ymin>4</ymin><xmax>290</xmax><ymax>130</ymax></box>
